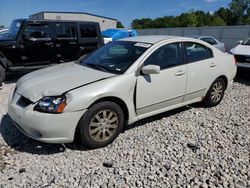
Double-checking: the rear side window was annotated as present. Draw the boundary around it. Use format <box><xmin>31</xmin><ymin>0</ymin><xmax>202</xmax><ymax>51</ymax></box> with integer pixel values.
<box><xmin>24</xmin><ymin>23</ymin><xmax>50</xmax><ymax>38</ymax></box>
<box><xmin>184</xmin><ymin>42</ymin><xmax>213</xmax><ymax>63</ymax></box>
<box><xmin>80</xmin><ymin>24</ymin><xmax>97</xmax><ymax>38</ymax></box>
<box><xmin>205</xmin><ymin>37</ymin><xmax>217</xmax><ymax>45</ymax></box>
<box><xmin>55</xmin><ymin>23</ymin><xmax>76</xmax><ymax>39</ymax></box>
<box><xmin>144</xmin><ymin>43</ymin><xmax>183</xmax><ymax>70</ymax></box>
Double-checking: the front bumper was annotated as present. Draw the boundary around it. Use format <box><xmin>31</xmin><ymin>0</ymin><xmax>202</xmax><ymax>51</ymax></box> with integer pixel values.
<box><xmin>8</xmin><ymin>92</ymin><xmax>86</xmax><ymax>143</ymax></box>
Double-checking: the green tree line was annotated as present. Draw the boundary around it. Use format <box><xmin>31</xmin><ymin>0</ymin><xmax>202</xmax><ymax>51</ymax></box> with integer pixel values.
<box><xmin>131</xmin><ymin>0</ymin><xmax>250</xmax><ymax>29</ymax></box>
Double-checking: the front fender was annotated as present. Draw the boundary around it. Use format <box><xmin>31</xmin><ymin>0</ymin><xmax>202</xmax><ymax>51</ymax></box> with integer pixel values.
<box><xmin>64</xmin><ymin>74</ymin><xmax>138</xmax><ymax>123</ymax></box>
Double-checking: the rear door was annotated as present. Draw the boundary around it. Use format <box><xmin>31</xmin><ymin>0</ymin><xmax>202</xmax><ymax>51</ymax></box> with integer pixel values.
<box><xmin>183</xmin><ymin>42</ymin><xmax>218</xmax><ymax>102</ymax></box>
<box><xmin>54</xmin><ymin>22</ymin><xmax>79</xmax><ymax>62</ymax></box>
<box><xmin>20</xmin><ymin>21</ymin><xmax>55</xmax><ymax>65</ymax></box>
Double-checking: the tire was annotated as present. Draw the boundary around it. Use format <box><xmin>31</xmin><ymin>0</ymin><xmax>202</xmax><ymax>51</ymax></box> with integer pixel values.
<box><xmin>204</xmin><ymin>78</ymin><xmax>226</xmax><ymax>107</ymax></box>
<box><xmin>0</xmin><ymin>65</ymin><xmax>6</xmax><ymax>86</ymax></box>
<box><xmin>77</xmin><ymin>101</ymin><xmax>124</xmax><ymax>149</ymax></box>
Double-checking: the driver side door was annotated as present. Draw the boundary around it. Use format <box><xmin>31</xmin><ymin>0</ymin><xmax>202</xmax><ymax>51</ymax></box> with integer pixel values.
<box><xmin>20</xmin><ymin>22</ymin><xmax>55</xmax><ymax>65</ymax></box>
<box><xmin>136</xmin><ymin>42</ymin><xmax>187</xmax><ymax>117</ymax></box>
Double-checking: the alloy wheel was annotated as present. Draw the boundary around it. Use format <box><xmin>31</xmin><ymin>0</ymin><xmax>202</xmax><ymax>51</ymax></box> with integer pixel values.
<box><xmin>89</xmin><ymin>110</ymin><xmax>119</xmax><ymax>142</ymax></box>
<box><xmin>211</xmin><ymin>81</ymin><xmax>223</xmax><ymax>103</ymax></box>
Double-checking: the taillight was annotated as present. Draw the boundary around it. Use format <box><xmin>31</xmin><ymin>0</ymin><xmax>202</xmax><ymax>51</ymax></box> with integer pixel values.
<box><xmin>233</xmin><ymin>56</ymin><xmax>237</xmax><ymax>64</ymax></box>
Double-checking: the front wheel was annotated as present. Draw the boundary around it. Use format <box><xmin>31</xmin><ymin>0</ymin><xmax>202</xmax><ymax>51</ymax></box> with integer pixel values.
<box><xmin>77</xmin><ymin>101</ymin><xmax>124</xmax><ymax>149</ymax></box>
<box><xmin>0</xmin><ymin>65</ymin><xmax>6</xmax><ymax>86</ymax></box>
<box><xmin>204</xmin><ymin>78</ymin><xmax>226</xmax><ymax>107</ymax></box>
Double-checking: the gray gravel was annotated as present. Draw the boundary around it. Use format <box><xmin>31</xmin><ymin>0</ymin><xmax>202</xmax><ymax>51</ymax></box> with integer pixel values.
<box><xmin>0</xmin><ymin>74</ymin><xmax>249</xmax><ymax>188</ymax></box>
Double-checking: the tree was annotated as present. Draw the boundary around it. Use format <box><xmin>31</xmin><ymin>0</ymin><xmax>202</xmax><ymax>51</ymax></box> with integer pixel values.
<box><xmin>179</xmin><ymin>11</ymin><xmax>198</xmax><ymax>27</ymax></box>
<box><xmin>216</xmin><ymin>7</ymin><xmax>235</xmax><ymax>25</ymax></box>
<box><xmin>131</xmin><ymin>18</ymin><xmax>153</xmax><ymax>29</ymax></box>
<box><xmin>229</xmin><ymin>0</ymin><xmax>250</xmax><ymax>24</ymax></box>
<box><xmin>152</xmin><ymin>16</ymin><xmax>179</xmax><ymax>28</ymax></box>
<box><xmin>130</xmin><ymin>0</ymin><xmax>250</xmax><ymax>28</ymax></box>
<box><xmin>195</xmin><ymin>11</ymin><xmax>207</xmax><ymax>27</ymax></box>
<box><xmin>117</xmin><ymin>21</ymin><xmax>124</xmax><ymax>28</ymax></box>
<box><xmin>210</xmin><ymin>15</ymin><xmax>227</xmax><ymax>26</ymax></box>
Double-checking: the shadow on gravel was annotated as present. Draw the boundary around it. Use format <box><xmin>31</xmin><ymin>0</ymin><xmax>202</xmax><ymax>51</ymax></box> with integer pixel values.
<box><xmin>234</xmin><ymin>69</ymin><xmax>250</xmax><ymax>86</ymax></box>
<box><xmin>0</xmin><ymin>114</ymin><xmax>66</xmax><ymax>155</ymax></box>
<box><xmin>125</xmin><ymin>106</ymin><xmax>191</xmax><ymax>131</ymax></box>
<box><xmin>0</xmin><ymin>107</ymin><xmax>192</xmax><ymax>153</ymax></box>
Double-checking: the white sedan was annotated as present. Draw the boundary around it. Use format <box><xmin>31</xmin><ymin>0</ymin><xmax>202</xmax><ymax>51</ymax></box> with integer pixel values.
<box><xmin>8</xmin><ymin>36</ymin><xmax>237</xmax><ymax>149</ymax></box>
<box><xmin>230</xmin><ymin>38</ymin><xmax>250</xmax><ymax>69</ymax></box>
<box><xmin>189</xmin><ymin>35</ymin><xmax>226</xmax><ymax>52</ymax></box>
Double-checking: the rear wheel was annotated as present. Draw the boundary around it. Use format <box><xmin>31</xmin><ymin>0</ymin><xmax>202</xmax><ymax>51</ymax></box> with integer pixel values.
<box><xmin>204</xmin><ymin>78</ymin><xmax>226</xmax><ymax>107</ymax></box>
<box><xmin>77</xmin><ymin>101</ymin><xmax>124</xmax><ymax>149</ymax></box>
<box><xmin>0</xmin><ymin>65</ymin><xmax>6</xmax><ymax>86</ymax></box>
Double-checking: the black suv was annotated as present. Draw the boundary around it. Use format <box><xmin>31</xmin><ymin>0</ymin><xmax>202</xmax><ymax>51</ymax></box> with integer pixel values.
<box><xmin>0</xmin><ymin>19</ymin><xmax>103</xmax><ymax>85</ymax></box>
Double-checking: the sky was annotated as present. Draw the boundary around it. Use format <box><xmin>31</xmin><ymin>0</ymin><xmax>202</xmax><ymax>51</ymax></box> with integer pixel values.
<box><xmin>0</xmin><ymin>0</ymin><xmax>230</xmax><ymax>28</ymax></box>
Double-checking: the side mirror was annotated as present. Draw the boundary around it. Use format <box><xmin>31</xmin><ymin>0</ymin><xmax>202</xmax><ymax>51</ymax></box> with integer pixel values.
<box><xmin>237</xmin><ymin>40</ymin><xmax>243</xmax><ymax>45</ymax></box>
<box><xmin>141</xmin><ymin>65</ymin><xmax>160</xmax><ymax>75</ymax></box>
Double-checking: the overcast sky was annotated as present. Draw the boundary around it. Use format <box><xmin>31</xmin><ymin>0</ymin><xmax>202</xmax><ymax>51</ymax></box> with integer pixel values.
<box><xmin>0</xmin><ymin>0</ymin><xmax>230</xmax><ymax>28</ymax></box>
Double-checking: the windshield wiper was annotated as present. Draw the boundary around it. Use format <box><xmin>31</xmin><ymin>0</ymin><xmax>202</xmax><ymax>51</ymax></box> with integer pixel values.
<box><xmin>85</xmin><ymin>63</ymin><xmax>108</xmax><ymax>72</ymax></box>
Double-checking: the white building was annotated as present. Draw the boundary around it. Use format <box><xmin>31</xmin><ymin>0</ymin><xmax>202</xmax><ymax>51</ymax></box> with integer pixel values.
<box><xmin>29</xmin><ymin>11</ymin><xmax>117</xmax><ymax>31</ymax></box>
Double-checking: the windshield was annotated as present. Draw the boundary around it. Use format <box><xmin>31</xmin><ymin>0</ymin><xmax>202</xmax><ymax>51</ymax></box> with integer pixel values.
<box><xmin>242</xmin><ymin>38</ymin><xmax>250</xmax><ymax>45</ymax></box>
<box><xmin>80</xmin><ymin>41</ymin><xmax>151</xmax><ymax>74</ymax></box>
<box><xmin>0</xmin><ymin>20</ymin><xmax>22</xmax><ymax>41</ymax></box>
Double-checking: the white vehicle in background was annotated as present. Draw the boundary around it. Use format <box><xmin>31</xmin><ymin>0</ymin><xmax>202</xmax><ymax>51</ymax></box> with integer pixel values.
<box><xmin>230</xmin><ymin>38</ymin><xmax>250</xmax><ymax>69</ymax></box>
<box><xmin>189</xmin><ymin>35</ymin><xmax>226</xmax><ymax>52</ymax></box>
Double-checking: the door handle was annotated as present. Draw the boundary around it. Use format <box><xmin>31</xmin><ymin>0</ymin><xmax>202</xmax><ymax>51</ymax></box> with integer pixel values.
<box><xmin>175</xmin><ymin>70</ymin><xmax>185</xmax><ymax>76</ymax></box>
<box><xmin>210</xmin><ymin>63</ymin><xmax>216</xmax><ymax>67</ymax></box>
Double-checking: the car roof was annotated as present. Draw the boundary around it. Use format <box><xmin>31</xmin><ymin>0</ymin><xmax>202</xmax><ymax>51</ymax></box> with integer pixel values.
<box><xmin>22</xmin><ymin>19</ymin><xmax>99</xmax><ymax>25</ymax></box>
<box><xmin>187</xmin><ymin>35</ymin><xmax>215</xmax><ymax>39</ymax></box>
<box><xmin>119</xmin><ymin>35</ymin><xmax>180</xmax><ymax>44</ymax></box>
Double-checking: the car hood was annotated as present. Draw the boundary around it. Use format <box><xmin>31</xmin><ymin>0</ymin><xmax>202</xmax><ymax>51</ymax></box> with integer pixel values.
<box><xmin>16</xmin><ymin>62</ymin><xmax>115</xmax><ymax>102</ymax></box>
<box><xmin>231</xmin><ymin>44</ymin><xmax>250</xmax><ymax>55</ymax></box>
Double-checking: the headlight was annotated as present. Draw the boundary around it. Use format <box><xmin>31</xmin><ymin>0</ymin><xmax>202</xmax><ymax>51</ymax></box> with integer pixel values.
<box><xmin>34</xmin><ymin>96</ymin><xmax>67</xmax><ymax>113</ymax></box>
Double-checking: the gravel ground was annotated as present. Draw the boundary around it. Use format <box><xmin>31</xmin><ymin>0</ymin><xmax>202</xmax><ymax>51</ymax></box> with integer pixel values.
<box><xmin>0</xmin><ymin>72</ymin><xmax>249</xmax><ymax>188</ymax></box>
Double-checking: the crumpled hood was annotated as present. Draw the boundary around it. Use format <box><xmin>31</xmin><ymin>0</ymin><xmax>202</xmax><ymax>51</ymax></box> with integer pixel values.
<box><xmin>16</xmin><ymin>62</ymin><xmax>115</xmax><ymax>102</ymax></box>
<box><xmin>231</xmin><ymin>44</ymin><xmax>250</xmax><ymax>55</ymax></box>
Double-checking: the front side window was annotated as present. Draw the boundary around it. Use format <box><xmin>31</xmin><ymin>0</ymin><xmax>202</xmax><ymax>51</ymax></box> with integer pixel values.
<box><xmin>24</xmin><ymin>23</ymin><xmax>50</xmax><ymax>39</ymax></box>
<box><xmin>80</xmin><ymin>24</ymin><xmax>97</xmax><ymax>38</ymax></box>
<box><xmin>0</xmin><ymin>20</ymin><xmax>22</xmax><ymax>41</ymax></box>
<box><xmin>80</xmin><ymin>41</ymin><xmax>150</xmax><ymax>74</ymax></box>
<box><xmin>144</xmin><ymin>43</ymin><xmax>183</xmax><ymax>69</ymax></box>
<box><xmin>55</xmin><ymin>23</ymin><xmax>76</xmax><ymax>39</ymax></box>
<box><xmin>184</xmin><ymin>42</ymin><xmax>213</xmax><ymax>63</ymax></box>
